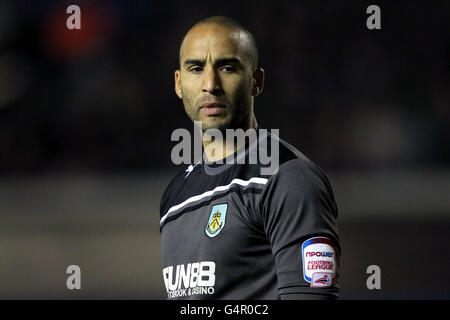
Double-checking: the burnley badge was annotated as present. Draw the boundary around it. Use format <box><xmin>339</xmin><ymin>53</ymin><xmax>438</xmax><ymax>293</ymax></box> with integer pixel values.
<box><xmin>205</xmin><ymin>204</ymin><xmax>227</xmax><ymax>238</ymax></box>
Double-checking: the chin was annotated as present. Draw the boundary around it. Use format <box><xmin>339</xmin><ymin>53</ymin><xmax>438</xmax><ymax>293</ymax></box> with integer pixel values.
<box><xmin>201</xmin><ymin>118</ymin><xmax>232</xmax><ymax>132</ymax></box>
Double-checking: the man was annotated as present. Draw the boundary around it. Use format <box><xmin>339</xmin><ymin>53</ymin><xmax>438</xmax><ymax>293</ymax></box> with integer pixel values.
<box><xmin>160</xmin><ymin>16</ymin><xmax>340</xmax><ymax>300</ymax></box>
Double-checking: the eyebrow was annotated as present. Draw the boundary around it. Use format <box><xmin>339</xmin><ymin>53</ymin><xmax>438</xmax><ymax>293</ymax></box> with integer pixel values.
<box><xmin>183</xmin><ymin>57</ymin><xmax>243</xmax><ymax>68</ymax></box>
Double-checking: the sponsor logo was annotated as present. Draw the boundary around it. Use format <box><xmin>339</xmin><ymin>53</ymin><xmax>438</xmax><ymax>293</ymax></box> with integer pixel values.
<box><xmin>184</xmin><ymin>161</ymin><xmax>201</xmax><ymax>178</ymax></box>
<box><xmin>302</xmin><ymin>237</ymin><xmax>337</xmax><ymax>287</ymax></box>
<box><xmin>311</xmin><ymin>272</ymin><xmax>333</xmax><ymax>288</ymax></box>
<box><xmin>205</xmin><ymin>204</ymin><xmax>227</xmax><ymax>238</ymax></box>
<box><xmin>305</xmin><ymin>251</ymin><xmax>334</xmax><ymax>257</ymax></box>
<box><xmin>162</xmin><ymin>261</ymin><xmax>216</xmax><ymax>298</ymax></box>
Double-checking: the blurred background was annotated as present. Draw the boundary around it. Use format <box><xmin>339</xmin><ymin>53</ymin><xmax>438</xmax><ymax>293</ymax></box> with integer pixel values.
<box><xmin>0</xmin><ymin>0</ymin><xmax>449</xmax><ymax>299</ymax></box>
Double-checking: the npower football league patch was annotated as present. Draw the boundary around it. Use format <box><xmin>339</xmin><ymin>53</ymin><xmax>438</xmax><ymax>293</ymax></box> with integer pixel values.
<box><xmin>301</xmin><ymin>237</ymin><xmax>337</xmax><ymax>287</ymax></box>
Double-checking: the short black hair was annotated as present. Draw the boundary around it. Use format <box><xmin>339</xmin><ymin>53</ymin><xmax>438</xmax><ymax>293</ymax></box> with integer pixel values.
<box><xmin>179</xmin><ymin>16</ymin><xmax>259</xmax><ymax>71</ymax></box>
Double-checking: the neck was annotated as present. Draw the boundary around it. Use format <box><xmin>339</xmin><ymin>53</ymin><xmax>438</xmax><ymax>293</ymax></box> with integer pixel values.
<box><xmin>202</xmin><ymin>113</ymin><xmax>258</xmax><ymax>162</ymax></box>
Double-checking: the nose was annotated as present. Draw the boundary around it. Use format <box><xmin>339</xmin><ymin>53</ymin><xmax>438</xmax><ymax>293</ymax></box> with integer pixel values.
<box><xmin>202</xmin><ymin>68</ymin><xmax>222</xmax><ymax>95</ymax></box>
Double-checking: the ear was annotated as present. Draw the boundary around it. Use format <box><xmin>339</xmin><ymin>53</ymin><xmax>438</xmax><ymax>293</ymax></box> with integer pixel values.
<box><xmin>174</xmin><ymin>70</ymin><xmax>183</xmax><ymax>99</ymax></box>
<box><xmin>251</xmin><ymin>68</ymin><xmax>264</xmax><ymax>97</ymax></box>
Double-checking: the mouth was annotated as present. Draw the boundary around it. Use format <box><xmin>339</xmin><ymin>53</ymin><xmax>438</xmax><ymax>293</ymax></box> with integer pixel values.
<box><xmin>200</xmin><ymin>102</ymin><xmax>226</xmax><ymax>116</ymax></box>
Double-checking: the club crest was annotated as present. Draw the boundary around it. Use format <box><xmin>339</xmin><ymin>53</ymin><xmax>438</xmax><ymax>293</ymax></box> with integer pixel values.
<box><xmin>205</xmin><ymin>204</ymin><xmax>227</xmax><ymax>238</ymax></box>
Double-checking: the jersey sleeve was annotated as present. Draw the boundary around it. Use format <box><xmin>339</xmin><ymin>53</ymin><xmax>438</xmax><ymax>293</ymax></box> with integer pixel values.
<box><xmin>259</xmin><ymin>159</ymin><xmax>341</xmax><ymax>299</ymax></box>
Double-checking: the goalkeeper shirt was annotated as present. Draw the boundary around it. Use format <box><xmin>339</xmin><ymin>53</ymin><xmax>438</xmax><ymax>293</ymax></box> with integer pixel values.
<box><xmin>159</xmin><ymin>132</ymin><xmax>340</xmax><ymax>299</ymax></box>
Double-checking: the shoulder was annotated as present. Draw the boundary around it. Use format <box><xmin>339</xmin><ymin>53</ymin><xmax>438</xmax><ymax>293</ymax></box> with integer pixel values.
<box><xmin>278</xmin><ymin>158</ymin><xmax>331</xmax><ymax>190</ymax></box>
<box><xmin>263</xmin><ymin>136</ymin><xmax>336</xmax><ymax>205</ymax></box>
<box><xmin>273</xmin><ymin>135</ymin><xmax>330</xmax><ymax>186</ymax></box>
<box><xmin>267</xmin><ymin>158</ymin><xmax>332</xmax><ymax>199</ymax></box>
<box><xmin>259</xmin><ymin>138</ymin><xmax>339</xmax><ymax>238</ymax></box>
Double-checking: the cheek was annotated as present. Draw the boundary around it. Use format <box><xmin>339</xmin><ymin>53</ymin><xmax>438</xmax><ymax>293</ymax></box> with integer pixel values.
<box><xmin>229</xmin><ymin>78</ymin><xmax>252</xmax><ymax>106</ymax></box>
<box><xmin>180</xmin><ymin>86</ymin><xmax>202</xmax><ymax>121</ymax></box>
<box><xmin>180</xmin><ymin>82</ymin><xmax>197</xmax><ymax>107</ymax></box>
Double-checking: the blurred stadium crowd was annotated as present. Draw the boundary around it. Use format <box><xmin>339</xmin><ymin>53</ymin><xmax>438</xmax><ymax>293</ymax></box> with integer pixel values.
<box><xmin>0</xmin><ymin>0</ymin><xmax>448</xmax><ymax>175</ymax></box>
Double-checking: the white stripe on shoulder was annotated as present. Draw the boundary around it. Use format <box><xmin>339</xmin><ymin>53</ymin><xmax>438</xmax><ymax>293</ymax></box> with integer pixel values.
<box><xmin>160</xmin><ymin>177</ymin><xmax>268</xmax><ymax>225</ymax></box>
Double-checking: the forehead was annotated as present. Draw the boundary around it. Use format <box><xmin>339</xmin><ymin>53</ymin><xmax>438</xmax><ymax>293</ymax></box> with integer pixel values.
<box><xmin>181</xmin><ymin>24</ymin><xmax>247</xmax><ymax>60</ymax></box>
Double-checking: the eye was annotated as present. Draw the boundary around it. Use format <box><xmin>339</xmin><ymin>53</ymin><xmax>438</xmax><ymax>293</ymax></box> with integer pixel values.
<box><xmin>220</xmin><ymin>66</ymin><xmax>236</xmax><ymax>73</ymax></box>
<box><xmin>189</xmin><ymin>66</ymin><xmax>203</xmax><ymax>74</ymax></box>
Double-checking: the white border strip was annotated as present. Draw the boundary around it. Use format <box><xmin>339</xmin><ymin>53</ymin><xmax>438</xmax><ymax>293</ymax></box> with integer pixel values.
<box><xmin>160</xmin><ymin>177</ymin><xmax>268</xmax><ymax>226</ymax></box>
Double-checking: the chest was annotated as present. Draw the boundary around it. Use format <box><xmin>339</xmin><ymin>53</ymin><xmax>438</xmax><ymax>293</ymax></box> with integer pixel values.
<box><xmin>162</xmin><ymin>192</ymin><xmax>268</xmax><ymax>264</ymax></box>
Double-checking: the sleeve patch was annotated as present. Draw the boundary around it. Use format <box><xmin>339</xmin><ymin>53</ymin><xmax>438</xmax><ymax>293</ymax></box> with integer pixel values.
<box><xmin>301</xmin><ymin>237</ymin><xmax>337</xmax><ymax>287</ymax></box>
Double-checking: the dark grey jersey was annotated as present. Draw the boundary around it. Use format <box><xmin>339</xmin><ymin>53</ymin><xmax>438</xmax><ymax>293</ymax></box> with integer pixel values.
<box><xmin>159</xmin><ymin>134</ymin><xmax>340</xmax><ymax>300</ymax></box>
